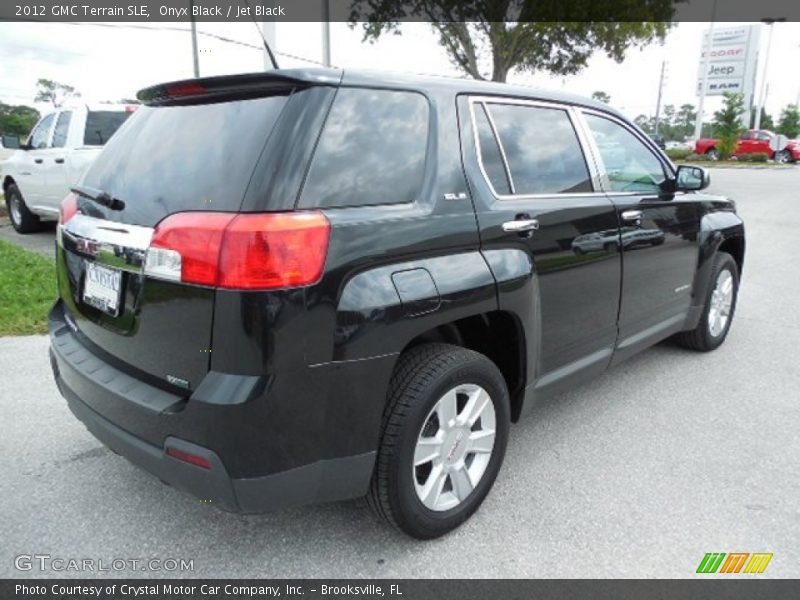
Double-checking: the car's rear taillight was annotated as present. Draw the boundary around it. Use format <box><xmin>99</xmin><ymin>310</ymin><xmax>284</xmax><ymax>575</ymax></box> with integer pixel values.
<box><xmin>59</xmin><ymin>192</ymin><xmax>79</xmax><ymax>225</ymax></box>
<box><xmin>144</xmin><ymin>211</ymin><xmax>330</xmax><ymax>290</ymax></box>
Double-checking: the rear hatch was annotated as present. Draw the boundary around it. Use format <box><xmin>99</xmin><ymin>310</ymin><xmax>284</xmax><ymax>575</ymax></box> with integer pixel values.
<box><xmin>56</xmin><ymin>72</ymin><xmax>337</xmax><ymax>393</ymax></box>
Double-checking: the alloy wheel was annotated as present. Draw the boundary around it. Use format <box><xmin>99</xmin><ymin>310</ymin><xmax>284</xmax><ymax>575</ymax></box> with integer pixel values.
<box><xmin>412</xmin><ymin>384</ymin><xmax>496</xmax><ymax>512</ymax></box>
<box><xmin>8</xmin><ymin>193</ymin><xmax>22</xmax><ymax>226</ymax></box>
<box><xmin>708</xmin><ymin>269</ymin><xmax>734</xmax><ymax>337</ymax></box>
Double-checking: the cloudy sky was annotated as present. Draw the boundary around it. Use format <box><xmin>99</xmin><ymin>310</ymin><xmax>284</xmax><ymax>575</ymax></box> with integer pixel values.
<box><xmin>1</xmin><ymin>20</ymin><xmax>799</xmax><ymax>125</ymax></box>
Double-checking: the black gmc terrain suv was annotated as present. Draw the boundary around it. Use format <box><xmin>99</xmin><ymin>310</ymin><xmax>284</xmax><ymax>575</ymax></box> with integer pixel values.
<box><xmin>49</xmin><ymin>68</ymin><xmax>744</xmax><ymax>539</ymax></box>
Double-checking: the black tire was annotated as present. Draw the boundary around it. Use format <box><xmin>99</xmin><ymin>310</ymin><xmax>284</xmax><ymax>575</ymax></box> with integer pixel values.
<box><xmin>675</xmin><ymin>251</ymin><xmax>739</xmax><ymax>351</ymax></box>
<box><xmin>775</xmin><ymin>149</ymin><xmax>792</xmax><ymax>164</ymax></box>
<box><xmin>368</xmin><ymin>343</ymin><xmax>510</xmax><ymax>539</ymax></box>
<box><xmin>4</xmin><ymin>183</ymin><xmax>42</xmax><ymax>234</ymax></box>
<box><xmin>706</xmin><ymin>148</ymin><xmax>719</xmax><ymax>161</ymax></box>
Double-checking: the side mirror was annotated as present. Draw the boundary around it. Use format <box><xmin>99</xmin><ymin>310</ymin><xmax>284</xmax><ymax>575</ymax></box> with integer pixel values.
<box><xmin>675</xmin><ymin>165</ymin><xmax>710</xmax><ymax>192</ymax></box>
<box><xmin>1</xmin><ymin>135</ymin><xmax>21</xmax><ymax>149</ymax></box>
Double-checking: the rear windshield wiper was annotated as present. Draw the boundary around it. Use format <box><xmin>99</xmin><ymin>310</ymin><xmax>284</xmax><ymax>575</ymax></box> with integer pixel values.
<box><xmin>71</xmin><ymin>185</ymin><xmax>125</xmax><ymax>211</ymax></box>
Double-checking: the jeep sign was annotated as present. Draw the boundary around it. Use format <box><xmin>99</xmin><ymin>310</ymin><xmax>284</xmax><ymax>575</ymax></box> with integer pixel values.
<box><xmin>696</xmin><ymin>25</ymin><xmax>760</xmax><ymax>100</ymax></box>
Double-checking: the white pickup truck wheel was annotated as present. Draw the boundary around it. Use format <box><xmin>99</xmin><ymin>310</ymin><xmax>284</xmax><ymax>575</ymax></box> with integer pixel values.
<box><xmin>4</xmin><ymin>184</ymin><xmax>42</xmax><ymax>234</ymax></box>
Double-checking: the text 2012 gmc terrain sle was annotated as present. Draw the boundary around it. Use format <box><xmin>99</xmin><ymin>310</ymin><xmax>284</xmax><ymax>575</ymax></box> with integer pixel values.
<box><xmin>49</xmin><ymin>68</ymin><xmax>744</xmax><ymax>539</ymax></box>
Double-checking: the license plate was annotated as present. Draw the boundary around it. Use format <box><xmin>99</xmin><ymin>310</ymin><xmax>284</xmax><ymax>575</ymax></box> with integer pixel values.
<box><xmin>83</xmin><ymin>262</ymin><xmax>122</xmax><ymax>316</ymax></box>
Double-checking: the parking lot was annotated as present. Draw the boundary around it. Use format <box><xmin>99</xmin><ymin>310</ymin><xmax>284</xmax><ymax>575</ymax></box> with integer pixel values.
<box><xmin>1</xmin><ymin>167</ymin><xmax>798</xmax><ymax>578</ymax></box>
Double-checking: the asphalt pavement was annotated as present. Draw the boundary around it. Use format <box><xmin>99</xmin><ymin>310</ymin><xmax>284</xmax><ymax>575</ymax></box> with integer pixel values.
<box><xmin>1</xmin><ymin>167</ymin><xmax>798</xmax><ymax>578</ymax></box>
<box><xmin>0</xmin><ymin>214</ymin><xmax>56</xmax><ymax>257</ymax></box>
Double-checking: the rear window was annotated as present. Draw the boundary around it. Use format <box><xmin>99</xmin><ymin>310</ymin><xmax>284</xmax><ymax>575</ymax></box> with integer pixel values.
<box><xmin>299</xmin><ymin>88</ymin><xmax>429</xmax><ymax>209</ymax></box>
<box><xmin>53</xmin><ymin>111</ymin><xmax>72</xmax><ymax>148</ymax></box>
<box><xmin>81</xmin><ymin>95</ymin><xmax>289</xmax><ymax>226</ymax></box>
<box><xmin>83</xmin><ymin>110</ymin><xmax>132</xmax><ymax>146</ymax></box>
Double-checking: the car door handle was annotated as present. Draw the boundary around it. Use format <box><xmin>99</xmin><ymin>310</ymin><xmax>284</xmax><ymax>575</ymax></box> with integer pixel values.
<box><xmin>502</xmin><ymin>218</ymin><xmax>540</xmax><ymax>233</ymax></box>
<box><xmin>621</xmin><ymin>210</ymin><xmax>643</xmax><ymax>222</ymax></box>
<box><xmin>34</xmin><ymin>158</ymin><xmax>43</xmax><ymax>164</ymax></box>
<box><xmin>54</xmin><ymin>158</ymin><xmax>64</xmax><ymax>164</ymax></box>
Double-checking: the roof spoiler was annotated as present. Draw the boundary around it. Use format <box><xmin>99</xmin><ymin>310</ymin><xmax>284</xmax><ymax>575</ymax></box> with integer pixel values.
<box><xmin>137</xmin><ymin>69</ymin><xmax>341</xmax><ymax>106</ymax></box>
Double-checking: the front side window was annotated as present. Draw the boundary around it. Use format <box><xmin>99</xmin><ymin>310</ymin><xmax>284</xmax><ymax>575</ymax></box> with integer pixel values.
<box><xmin>28</xmin><ymin>113</ymin><xmax>55</xmax><ymax>149</ymax></box>
<box><xmin>584</xmin><ymin>113</ymin><xmax>667</xmax><ymax>194</ymax></box>
<box><xmin>299</xmin><ymin>88</ymin><xmax>429</xmax><ymax>209</ymax></box>
<box><xmin>52</xmin><ymin>111</ymin><xmax>72</xmax><ymax>148</ymax></box>
<box><xmin>483</xmin><ymin>103</ymin><xmax>593</xmax><ymax>196</ymax></box>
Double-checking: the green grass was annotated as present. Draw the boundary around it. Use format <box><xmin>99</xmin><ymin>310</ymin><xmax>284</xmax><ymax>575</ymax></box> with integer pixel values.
<box><xmin>0</xmin><ymin>240</ymin><xmax>56</xmax><ymax>335</ymax></box>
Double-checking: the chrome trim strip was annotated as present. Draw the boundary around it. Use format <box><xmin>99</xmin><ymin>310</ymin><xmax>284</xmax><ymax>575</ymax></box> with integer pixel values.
<box><xmin>479</xmin><ymin>102</ymin><xmax>516</xmax><ymax>194</ymax></box>
<box><xmin>568</xmin><ymin>107</ymin><xmax>608</xmax><ymax>192</ymax></box>
<box><xmin>59</xmin><ymin>213</ymin><xmax>153</xmax><ymax>273</ymax></box>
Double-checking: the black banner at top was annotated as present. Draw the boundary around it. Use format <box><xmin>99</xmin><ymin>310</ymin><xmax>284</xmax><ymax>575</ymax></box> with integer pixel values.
<box><xmin>2</xmin><ymin>0</ymin><xmax>800</xmax><ymax>23</ymax></box>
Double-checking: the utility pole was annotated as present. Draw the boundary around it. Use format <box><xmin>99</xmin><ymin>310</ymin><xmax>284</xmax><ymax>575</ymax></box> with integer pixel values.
<box><xmin>654</xmin><ymin>61</ymin><xmax>666</xmax><ymax>136</ymax></box>
<box><xmin>321</xmin><ymin>0</ymin><xmax>331</xmax><ymax>67</ymax></box>
<box><xmin>189</xmin><ymin>0</ymin><xmax>199</xmax><ymax>77</ymax></box>
<box><xmin>754</xmin><ymin>20</ymin><xmax>782</xmax><ymax>130</ymax></box>
<box><xmin>694</xmin><ymin>0</ymin><xmax>718</xmax><ymax>141</ymax></box>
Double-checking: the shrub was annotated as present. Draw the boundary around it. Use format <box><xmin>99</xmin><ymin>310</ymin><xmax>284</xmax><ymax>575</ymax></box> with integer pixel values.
<box><xmin>684</xmin><ymin>153</ymin><xmax>710</xmax><ymax>162</ymax></box>
<box><xmin>665</xmin><ymin>147</ymin><xmax>691</xmax><ymax>160</ymax></box>
<box><xmin>738</xmin><ymin>152</ymin><xmax>769</xmax><ymax>163</ymax></box>
<box><xmin>717</xmin><ymin>135</ymin><xmax>738</xmax><ymax>160</ymax></box>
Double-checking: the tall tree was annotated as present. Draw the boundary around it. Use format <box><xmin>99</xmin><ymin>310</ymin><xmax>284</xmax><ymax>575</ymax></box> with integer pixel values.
<box><xmin>0</xmin><ymin>102</ymin><xmax>40</xmax><ymax>136</ymax></box>
<box><xmin>634</xmin><ymin>114</ymin><xmax>654</xmax><ymax>133</ymax></box>
<box><xmin>750</xmin><ymin>107</ymin><xmax>774</xmax><ymax>131</ymax></box>
<box><xmin>776</xmin><ymin>105</ymin><xmax>799</xmax><ymax>138</ymax></box>
<box><xmin>350</xmin><ymin>2</ymin><xmax>681</xmax><ymax>83</ymax></box>
<box><xmin>591</xmin><ymin>91</ymin><xmax>611</xmax><ymax>104</ymax></box>
<box><xmin>675</xmin><ymin>103</ymin><xmax>696</xmax><ymax>139</ymax></box>
<box><xmin>34</xmin><ymin>79</ymin><xmax>80</xmax><ymax>107</ymax></box>
<box><xmin>713</xmin><ymin>92</ymin><xmax>745</xmax><ymax>159</ymax></box>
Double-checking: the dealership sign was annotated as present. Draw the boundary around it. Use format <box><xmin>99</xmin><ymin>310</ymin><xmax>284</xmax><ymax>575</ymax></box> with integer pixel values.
<box><xmin>696</xmin><ymin>26</ymin><xmax>760</xmax><ymax>98</ymax></box>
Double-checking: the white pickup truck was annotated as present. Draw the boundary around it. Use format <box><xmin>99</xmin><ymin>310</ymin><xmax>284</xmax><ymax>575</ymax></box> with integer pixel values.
<box><xmin>1</xmin><ymin>104</ymin><xmax>135</xmax><ymax>233</ymax></box>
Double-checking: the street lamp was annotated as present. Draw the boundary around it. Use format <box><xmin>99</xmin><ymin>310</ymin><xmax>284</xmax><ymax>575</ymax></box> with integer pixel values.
<box><xmin>754</xmin><ymin>18</ymin><xmax>786</xmax><ymax>130</ymax></box>
<box><xmin>694</xmin><ymin>0</ymin><xmax>719</xmax><ymax>141</ymax></box>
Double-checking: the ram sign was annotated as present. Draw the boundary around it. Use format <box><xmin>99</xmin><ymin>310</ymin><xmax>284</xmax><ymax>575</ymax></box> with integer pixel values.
<box><xmin>696</xmin><ymin>26</ymin><xmax>760</xmax><ymax>100</ymax></box>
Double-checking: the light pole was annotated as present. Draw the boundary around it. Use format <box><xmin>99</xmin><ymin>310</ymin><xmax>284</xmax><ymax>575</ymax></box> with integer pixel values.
<box><xmin>796</xmin><ymin>45</ymin><xmax>800</xmax><ymax>108</ymax></box>
<box><xmin>754</xmin><ymin>18</ymin><xmax>785</xmax><ymax>130</ymax></box>
<box><xmin>189</xmin><ymin>0</ymin><xmax>199</xmax><ymax>77</ymax></box>
<box><xmin>694</xmin><ymin>0</ymin><xmax>718</xmax><ymax>141</ymax></box>
<box><xmin>321</xmin><ymin>0</ymin><xmax>331</xmax><ymax>67</ymax></box>
<box><xmin>654</xmin><ymin>61</ymin><xmax>666</xmax><ymax>136</ymax></box>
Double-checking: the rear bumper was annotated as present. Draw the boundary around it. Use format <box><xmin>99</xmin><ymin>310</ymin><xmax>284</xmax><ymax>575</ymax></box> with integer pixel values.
<box><xmin>49</xmin><ymin>301</ymin><xmax>376</xmax><ymax>513</ymax></box>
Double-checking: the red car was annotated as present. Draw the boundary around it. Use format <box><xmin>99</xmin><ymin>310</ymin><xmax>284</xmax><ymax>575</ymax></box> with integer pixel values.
<box><xmin>695</xmin><ymin>129</ymin><xmax>800</xmax><ymax>163</ymax></box>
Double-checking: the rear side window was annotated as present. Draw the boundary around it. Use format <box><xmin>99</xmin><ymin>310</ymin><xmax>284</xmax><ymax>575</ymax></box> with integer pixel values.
<box><xmin>81</xmin><ymin>95</ymin><xmax>289</xmax><ymax>226</ymax></box>
<box><xmin>84</xmin><ymin>111</ymin><xmax>131</xmax><ymax>145</ymax></box>
<box><xmin>52</xmin><ymin>111</ymin><xmax>72</xmax><ymax>148</ymax></box>
<box><xmin>299</xmin><ymin>88</ymin><xmax>428</xmax><ymax>208</ymax></box>
<box><xmin>484</xmin><ymin>103</ymin><xmax>592</xmax><ymax>196</ymax></box>
<box><xmin>473</xmin><ymin>103</ymin><xmax>511</xmax><ymax>195</ymax></box>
